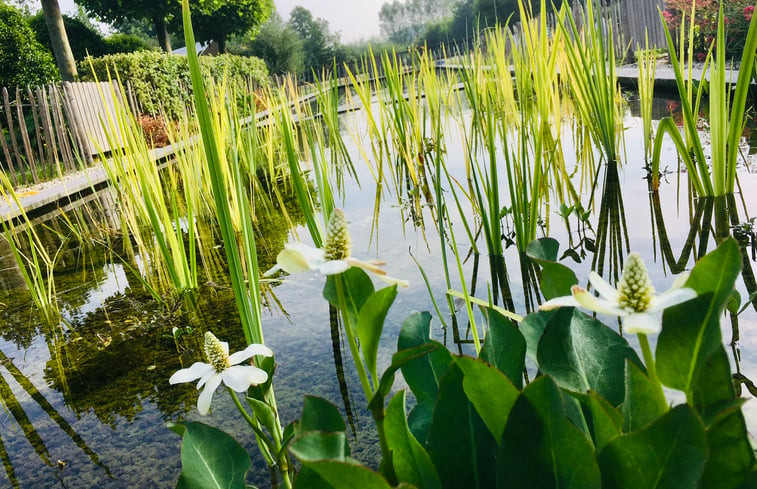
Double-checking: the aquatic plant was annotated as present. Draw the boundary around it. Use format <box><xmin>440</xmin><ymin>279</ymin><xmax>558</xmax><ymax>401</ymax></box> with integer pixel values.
<box><xmin>652</xmin><ymin>1</ymin><xmax>757</xmax><ymax>196</ymax></box>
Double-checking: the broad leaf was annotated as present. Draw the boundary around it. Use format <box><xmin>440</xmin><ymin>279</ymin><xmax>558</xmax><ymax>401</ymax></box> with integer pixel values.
<box><xmin>427</xmin><ymin>364</ymin><xmax>497</xmax><ymax>489</ymax></box>
<box><xmin>622</xmin><ymin>360</ymin><xmax>665</xmax><ymax>432</ymax></box>
<box><xmin>299</xmin><ymin>396</ymin><xmax>347</xmax><ymax>434</ymax></box>
<box><xmin>657</xmin><ymin>239</ymin><xmax>741</xmax><ymax>397</ymax></box>
<box><xmin>397</xmin><ymin>312</ymin><xmax>453</xmax><ymax>443</ymax></box>
<box><xmin>479</xmin><ymin>307</ymin><xmax>526</xmax><ymax>388</ymax></box>
<box><xmin>457</xmin><ymin>356</ymin><xmax>520</xmax><ymax>441</ymax></box>
<box><xmin>324</xmin><ymin>268</ymin><xmax>375</xmax><ymax>323</ymax></box>
<box><xmin>537</xmin><ymin>308</ymin><xmax>642</xmax><ymax>406</ymax></box>
<box><xmin>289</xmin><ymin>432</ymin><xmax>348</xmax><ymax>462</ymax></box>
<box><xmin>572</xmin><ymin>391</ymin><xmax>623</xmax><ymax>451</ymax></box>
<box><xmin>694</xmin><ymin>347</ymin><xmax>755</xmax><ymax>489</ymax></box>
<box><xmin>175</xmin><ymin>422</ymin><xmax>250</xmax><ymax>489</ymax></box>
<box><xmin>385</xmin><ymin>391</ymin><xmax>441</xmax><ymax>489</ymax></box>
<box><xmin>498</xmin><ymin>376</ymin><xmax>601</xmax><ymax>488</ymax></box>
<box><xmin>598</xmin><ymin>405</ymin><xmax>707</xmax><ymax>489</ymax></box>
<box><xmin>519</xmin><ymin>309</ymin><xmax>555</xmax><ymax>362</ymax></box>
<box><xmin>357</xmin><ymin>285</ymin><xmax>398</xmax><ymax>384</ymax></box>
<box><xmin>298</xmin><ymin>461</ymin><xmax>397</xmax><ymax>489</ymax></box>
<box><xmin>526</xmin><ymin>238</ymin><xmax>578</xmax><ymax>299</ymax></box>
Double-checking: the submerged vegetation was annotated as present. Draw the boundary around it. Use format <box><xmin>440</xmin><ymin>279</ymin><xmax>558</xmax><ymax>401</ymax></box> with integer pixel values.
<box><xmin>1</xmin><ymin>0</ymin><xmax>757</xmax><ymax>487</ymax></box>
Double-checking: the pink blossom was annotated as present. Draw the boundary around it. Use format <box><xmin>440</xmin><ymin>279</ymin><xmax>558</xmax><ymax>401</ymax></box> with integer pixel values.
<box><xmin>745</xmin><ymin>5</ymin><xmax>755</xmax><ymax>22</ymax></box>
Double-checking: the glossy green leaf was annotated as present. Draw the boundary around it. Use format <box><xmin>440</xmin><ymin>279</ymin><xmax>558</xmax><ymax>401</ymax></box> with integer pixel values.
<box><xmin>324</xmin><ymin>268</ymin><xmax>375</xmax><ymax>323</ymax></box>
<box><xmin>537</xmin><ymin>308</ymin><xmax>642</xmax><ymax>406</ymax></box>
<box><xmin>456</xmin><ymin>356</ymin><xmax>519</xmax><ymax>442</ymax></box>
<box><xmin>694</xmin><ymin>347</ymin><xmax>755</xmax><ymax>489</ymax></box>
<box><xmin>397</xmin><ymin>312</ymin><xmax>453</xmax><ymax>443</ymax></box>
<box><xmin>175</xmin><ymin>422</ymin><xmax>250</xmax><ymax>489</ymax></box>
<box><xmin>519</xmin><ymin>309</ymin><xmax>555</xmax><ymax>362</ymax></box>
<box><xmin>498</xmin><ymin>376</ymin><xmax>601</xmax><ymax>488</ymax></box>
<box><xmin>246</xmin><ymin>397</ymin><xmax>277</xmax><ymax>437</ymax></box>
<box><xmin>299</xmin><ymin>396</ymin><xmax>347</xmax><ymax>434</ymax></box>
<box><xmin>385</xmin><ymin>391</ymin><xmax>441</xmax><ymax>489</ymax></box>
<box><xmin>657</xmin><ymin>239</ymin><xmax>741</xmax><ymax>396</ymax></box>
<box><xmin>526</xmin><ymin>238</ymin><xmax>578</xmax><ymax>299</ymax></box>
<box><xmin>622</xmin><ymin>360</ymin><xmax>665</xmax><ymax>433</ymax></box>
<box><xmin>298</xmin><ymin>461</ymin><xmax>397</xmax><ymax>489</ymax></box>
<box><xmin>357</xmin><ymin>285</ymin><xmax>398</xmax><ymax>384</ymax></box>
<box><xmin>479</xmin><ymin>307</ymin><xmax>526</xmax><ymax>388</ymax></box>
<box><xmin>572</xmin><ymin>391</ymin><xmax>623</xmax><ymax>451</ymax></box>
<box><xmin>289</xmin><ymin>432</ymin><xmax>348</xmax><ymax>462</ymax></box>
<box><xmin>427</xmin><ymin>364</ymin><xmax>497</xmax><ymax>489</ymax></box>
<box><xmin>598</xmin><ymin>405</ymin><xmax>707</xmax><ymax>489</ymax></box>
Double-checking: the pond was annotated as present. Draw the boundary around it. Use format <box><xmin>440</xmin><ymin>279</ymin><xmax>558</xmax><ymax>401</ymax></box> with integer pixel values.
<box><xmin>0</xmin><ymin>88</ymin><xmax>756</xmax><ymax>488</ymax></box>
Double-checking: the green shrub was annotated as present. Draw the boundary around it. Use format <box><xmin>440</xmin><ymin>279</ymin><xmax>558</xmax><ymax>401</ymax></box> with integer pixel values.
<box><xmin>79</xmin><ymin>51</ymin><xmax>268</xmax><ymax>118</ymax></box>
<box><xmin>0</xmin><ymin>4</ymin><xmax>59</xmax><ymax>89</ymax></box>
<box><xmin>28</xmin><ymin>12</ymin><xmax>108</xmax><ymax>61</ymax></box>
<box><xmin>104</xmin><ymin>33</ymin><xmax>153</xmax><ymax>54</ymax></box>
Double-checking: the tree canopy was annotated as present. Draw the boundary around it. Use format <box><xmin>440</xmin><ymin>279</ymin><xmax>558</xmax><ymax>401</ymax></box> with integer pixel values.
<box><xmin>189</xmin><ymin>0</ymin><xmax>273</xmax><ymax>53</ymax></box>
<box><xmin>235</xmin><ymin>12</ymin><xmax>304</xmax><ymax>75</ymax></box>
<box><xmin>0</xmin><ymin>3</ymin><xmax>59</xmax><ymax>88</ymax></box>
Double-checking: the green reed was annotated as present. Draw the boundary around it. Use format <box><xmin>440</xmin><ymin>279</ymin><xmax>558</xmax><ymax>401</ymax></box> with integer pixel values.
<box><xmin>636</xmin><ymin>33</ymin><xmax>658</xmax><ymax>162</ymax></box>
<box><xmin>652</xmin><ymin>1</ymin><xmax>757</xmax><ymax>196</ymax></box>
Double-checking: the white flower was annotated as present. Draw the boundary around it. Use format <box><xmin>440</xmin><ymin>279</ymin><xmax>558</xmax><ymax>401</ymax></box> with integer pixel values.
<box><xmin>540</xmin><ymin>253</ymin><xmax>697</xmax><ymax>334</ymax></box>
<box><xmin>264</xmin><ymin>209</ymin><xmax>409</xmax><ymax>287</ymax></box>
<box><xmin>169</xmin><ymin>332</ymin><xmax>273</xmax><ymax>415</ymax></box>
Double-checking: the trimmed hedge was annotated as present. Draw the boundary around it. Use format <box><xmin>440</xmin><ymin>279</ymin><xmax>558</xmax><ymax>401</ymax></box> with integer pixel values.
<box><xmin>79</xmin><ymin>51</ymin><xmax>268</xmax><ymax>118</ymax></box>
<box><xmin>0</xmin><ymin>4</ymin><xmax>59</xmax><ymax>89</ymax></box>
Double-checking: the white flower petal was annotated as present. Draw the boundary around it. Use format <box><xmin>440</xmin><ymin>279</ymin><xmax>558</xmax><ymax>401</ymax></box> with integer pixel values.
<box><xmin>263</xmin><ymin>264</ymin><xmax>282</xmax><ymax>277</ymax></box>
<box><xmin>169</xmin><ymin>362</ymin><xmax>214</xmax><ymax>385</ymax></box>
<box><xmin>378</xmin><ymin>274</ymin><xmax>410</xmax><ymax>288</ymax></box>
<box><xmin>221</xmin><ymin>341</ymin><xmax>229</xmax><ymax>356</ymax></box>
<box><xmin>197</xmin><ymin>369</ymin><xmax>217</xmax><ymax>389</ymax></box>
<box><xmin>286</xmin><ymin>243</ymin><xmax>326</xmax><ymax>268</ymax></box>
<box><xmin>228</xmin><ymin>343</ymin><xmax>274</xmax><ymax>365</ymax></box>
<box><xmin>623</xmin><ymin>312</ymin><xmax>661</xmax><ymax>335</ymax></box>
<box><xmin>319</xmin><ymin>260</ymin><xmax>350</xmax><ymax>275</ymax></box>
<box><xmin>346</xmin><ymin>257</ymin><xmax>387</xmax><ymax>276</ymax></box>
<box><xmin>650</xmin><ymin>287</ymin><xmax>697</xmax><ymax>312</ymax></box>
<box><xmin>572</xmin><ymin>286</ymin><xmax>628</xmax><ymax>316</ymax></box>
<box><xmin>539</xmin><ymin>295</ymin><xmax>580</xmax><ymax>310</ymax></box>
<box><xmin>222</xmin><ymin>365</ymin><xmax>268</xmax><ymax>392</ymax></box>
<box><xmin>197</xmin><ymin>373</ymin><xmax>222</xmax><ymax>415</ymax></box>
<box><xmin>588</xmin><ymin>272</ymin><xmax>620</xmax><ymax>302</ymax></box>
<box><xmin>276</xmin><ymin>248</ymin><xmax>312</xmax><ymax>273</ymax></box>
<box><xmin>670</xmin><ymin>272</ymin><xmax>690</xmax><ymax>290</ymax></box>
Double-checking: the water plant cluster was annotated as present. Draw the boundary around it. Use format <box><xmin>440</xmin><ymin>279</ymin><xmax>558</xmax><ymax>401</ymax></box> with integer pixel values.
<box><xmin>1</xmin><ymin>0</ymin><xmax>757</xmax><ymax>487</ymax></box>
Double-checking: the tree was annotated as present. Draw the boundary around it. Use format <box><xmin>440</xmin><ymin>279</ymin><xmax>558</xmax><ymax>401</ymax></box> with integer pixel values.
<box><xmin>190</xmin><ymin>0</ymin><xmax>273</xmax><ymax>54</ymax></box>
<box><xmin>0</xmin><ymin>3</ymin><xmax>59</xmax><ymax>88</ymax></box>
<box><xmin>28</xmin><ymin>12</ymin><xmax>108</xmax><ymax>61</ymax></box>
<box><xmin>74</xmin><ymin>0</ymin><xmax>179</xmax><ymax>51</ymax></box>
<box><xmin>234</xmin><ymin>12</ymin><xmax>304</xmax><ymax>75</ymax></box>
<box><xmin>40</xmin><ymin>0</ymin><xmax>77</xmax><ymax>80</ymax></box>
<box><xmin>379</xmin><ymin>0</ymin><xmax>454</xmax><ymax>44</ymax></box>
<box><xmin>288</xmin><ymin>6</ymin><xmax>338</xmax><ymax>73</ymax></box>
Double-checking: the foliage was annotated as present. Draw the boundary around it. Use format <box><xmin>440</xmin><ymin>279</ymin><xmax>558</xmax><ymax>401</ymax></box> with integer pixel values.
<box><xmin>282</xmin><ymin>239</ymin><xmax>754</xmax><ymax>488</ymax></box>
<box><xmin>188</xmin><ymin>0</ymin><xmax>273</xmax><ymax>53</ymax></box>
<box><xmin>379</xmin><ymin>0</ymin><xmax>455</xmax><ymax>44</ymax></box>
<box><xmin>663</xmin><ymin>0</ymin><xmax>754</xmax><ymax>58</ymax></box>
<box><xmin>288</xmin><ymin>6</ymin><xmax>339</xmax><ymax>73</ymax></box>
<box><xmin>28</xmin><ymin>11</ymin><xmax>108</xmax><ymax>61</ymax></box>
<box><xmin>79</xmin><ymin>50</ymin><xmax>268</xmax><ymax>118</ymax></box>
<box><xmin>232</xmin><ymin>12</ymin><xmax>304</xmax><ymax>75</ymax></box>
<box><xmin>103</xmin><ymin>33</ymin><xmax>153</xmax><ymax>54</ymax></box>
<box><xmin>0</xmin><ymin>3</ymin><xmax>58</xmax><ymax>88</ymax></box>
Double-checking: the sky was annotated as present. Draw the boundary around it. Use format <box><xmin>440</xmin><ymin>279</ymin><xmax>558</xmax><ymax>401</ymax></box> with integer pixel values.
<box><xmin>47</xmin><ymin>0</ymin><xmax>386</xmax><ymax>43</ymax></box>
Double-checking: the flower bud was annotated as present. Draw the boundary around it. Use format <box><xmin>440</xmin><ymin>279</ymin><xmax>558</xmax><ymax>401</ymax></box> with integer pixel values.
<box><xmin>617</xmin><ymin>253</ymin><xmax>655</xmax><ymax>313</ymax></box>
<box><xmin>324</xmin><ymin>209</ymin><xmax>351</xmax><ymax>261</ymax></box>
<box><xmin>204</xmin><ymin>332</ymin><xmax>230</xmax><ymax>372</ymax></box>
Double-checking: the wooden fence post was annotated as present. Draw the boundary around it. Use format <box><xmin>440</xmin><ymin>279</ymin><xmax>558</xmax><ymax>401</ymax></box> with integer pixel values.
<box><xmin>3</xmin><ymin>87</ymin><xmax>23</xmax><ymax>186</ymax></box>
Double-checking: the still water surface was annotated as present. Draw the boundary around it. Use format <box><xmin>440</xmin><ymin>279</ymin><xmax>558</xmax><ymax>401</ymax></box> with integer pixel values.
<box><xmin>0</xmin><ymin>95</ymin><xmax>756</xmax><ymax>488</ymax></box>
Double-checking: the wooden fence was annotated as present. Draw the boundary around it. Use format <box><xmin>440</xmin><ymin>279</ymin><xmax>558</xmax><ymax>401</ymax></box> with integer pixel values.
<box><xmin>0</xmin><ymin>81</ymin><xmax>131</xmax><ymax>189</ymax></box>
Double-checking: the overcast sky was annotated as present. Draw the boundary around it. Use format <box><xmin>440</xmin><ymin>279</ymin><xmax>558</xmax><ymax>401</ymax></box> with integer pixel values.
<box><xmin>50</xmin><ymin>0</ymin><xmax>384</xmax><ymax>43</ymax></box>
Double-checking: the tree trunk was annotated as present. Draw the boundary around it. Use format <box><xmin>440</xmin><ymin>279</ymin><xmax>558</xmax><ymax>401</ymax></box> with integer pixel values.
<box><xmin>216</xmin><ymin>34</ymin><xmax>227</xmax><ymax>54</ymax></box>
<box><xmin>40</xmin><ymin>0</ymin><xmax>77</xmax><ymax>81</ymax></box>
<box><xmin>155</xmin><ymin>17</ymin><xmax>172</xmax><ymax>52</ymax></box>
